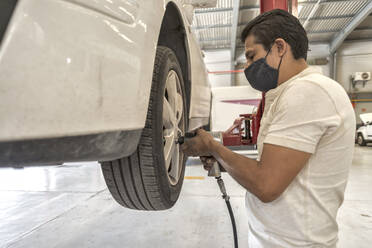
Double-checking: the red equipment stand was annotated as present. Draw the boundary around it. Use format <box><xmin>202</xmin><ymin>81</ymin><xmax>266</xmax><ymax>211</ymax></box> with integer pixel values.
<box><xmin>222</xmin><ymin>114</ymin><xmax>259</xmax><ymax>150</ymax></box>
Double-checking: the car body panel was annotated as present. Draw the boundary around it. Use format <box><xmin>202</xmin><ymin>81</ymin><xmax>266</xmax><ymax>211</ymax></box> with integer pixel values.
<box><xmin>187</xmin><ymin>25</ymin><xmax>211</xmax><ymax>129</ymax></box>
<box><xmin>181</xmin><ymin>4</ymin><xmax>211</xmax><ymax>120</ymax></box>
<box><xmin>65</xmin><ymin>0</ymin><xmax>140</xmax><ymax>25</ymax></box>
<box><xmin>360</xmin><ymin>113</ymin><xmax>372</xmax><ymax>125</ymax></box>
<box><xmin>0</xmin><ymin>0</ymin><xmax>211</xmax><ymax>144</ymax></box>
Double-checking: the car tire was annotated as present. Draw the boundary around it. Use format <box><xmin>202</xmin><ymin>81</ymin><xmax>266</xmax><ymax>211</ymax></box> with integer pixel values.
<box><xmin>100</xmin><ymin>46</ymin><xmax>188</xmax><ymax>210</ymax></box>
<box><xmin>357</xmin><ymin>133</ymin><xmax>366</xmax><ymax>146</ymax></box>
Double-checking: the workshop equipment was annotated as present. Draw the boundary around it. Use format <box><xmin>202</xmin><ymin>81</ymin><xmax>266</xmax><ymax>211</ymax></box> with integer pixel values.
<box><xmin>222</xmin><ymin>113</ymin><xmax>259</xmax><ymax>148</ymax></box>
<box><xmin>178</xmin><ymin>132</ymin><xmax>238</xmax><ymax>248</ymax></box>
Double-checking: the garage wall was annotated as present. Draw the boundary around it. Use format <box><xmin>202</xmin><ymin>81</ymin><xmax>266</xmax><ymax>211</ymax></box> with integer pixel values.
<box><xmin>203</xmin><ymin>49</ymin><xmax>232</xmax><ymax>87</ymax></box>
<box><xmin>235</xmin><ymin>71</ymin><xmax>247</xmax><ymax>86</ymax></box>
<box><xmin>336</xmin><ymin>41</ymin><xmax>372</xmax><ymax>93</ymax></box>
<box><xmin>306</xmin><ymin>43</ymin><xmax>332</xmax><ymax>78</ymax></box>
<box><xmin>336</xmin><ymin>41</ymin><xmax>372</xmax><ymax>123</ymax></box>
<box><xmin>308</xmin><ymin>43</ymin><xmax>329</xmax><ymax>58</ymax></box>
<box><xmin>211</xmin><ymin>86</ymin><xmax>261</xmax><ymax>132</ymax></box>
<box><xmin>312</xmin><ymin>64</ymin><xmax>331</xmax><ymax>78</ymax></box>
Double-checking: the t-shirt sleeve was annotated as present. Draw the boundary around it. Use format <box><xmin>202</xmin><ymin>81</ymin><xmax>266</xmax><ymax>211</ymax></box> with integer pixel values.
<box><xmin>264</xmin><ymin>82</ymin><xmax>341</xmax><ymax>154</ymax></box>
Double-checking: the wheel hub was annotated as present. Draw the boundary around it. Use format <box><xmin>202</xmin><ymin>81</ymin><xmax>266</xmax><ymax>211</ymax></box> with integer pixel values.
<box><xmin>162</xmin><ymin>70</ymin><xmax>184</xmax><ymax>185</ymax></box>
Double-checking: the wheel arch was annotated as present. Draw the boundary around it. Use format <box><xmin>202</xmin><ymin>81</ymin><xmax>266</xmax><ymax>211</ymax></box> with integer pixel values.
<box><xmin>157</xmin><ymin>2</ymin><xmax>191</xmax><ymax>119</ymax></box>
<box><xmin>358</xmin><ymin>130</ymin><xmax>366</xmax><ymax>139</ymax></box>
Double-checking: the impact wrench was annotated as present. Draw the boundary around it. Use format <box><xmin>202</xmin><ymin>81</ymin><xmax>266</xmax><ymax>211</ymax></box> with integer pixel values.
<box><xmin>177</xmin><ymin>132</ymin><xmax>238</xmax><ymax>248</ymax></box>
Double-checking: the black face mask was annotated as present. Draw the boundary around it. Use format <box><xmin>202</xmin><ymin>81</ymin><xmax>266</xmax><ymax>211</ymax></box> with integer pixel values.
<box><xmin>244</xmin><ymin>48</ymin><xmax>283</xmax><ymax>92</ymax></box>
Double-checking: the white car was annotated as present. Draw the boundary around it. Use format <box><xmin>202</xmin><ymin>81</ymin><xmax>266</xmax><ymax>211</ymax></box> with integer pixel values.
<box><xmin>356</xmin><ymin>113</ymin><xmax>372</xmax><ymax>146</ymax></box>
<box><xmin>0</xmin><ymin>0</ymin><xmax>214</xmax><ymax>210</ymax></box>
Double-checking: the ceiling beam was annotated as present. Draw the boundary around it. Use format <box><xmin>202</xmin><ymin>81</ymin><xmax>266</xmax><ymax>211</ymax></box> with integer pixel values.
<box><xmin>343</xmin><ymin>37</ymin><xmax>372</xmax><ymax>42</ymax></box>
<box><xmin>201</xmin><ymin>28</ymin><xmax>372</xmax><ymax>47</ymax></box>
<box><xmin>351</xmin><ymin>26</ymin><xmax>372</xmax><ymax>31</ymax></box>
<box><xmin>194</xmin><ymin>23</ymin><xmax>231</xmax><ymax>30</ymax></box>
<box><xmin>308</xmin><ymin>29</ymin><xmax>340</xmax><ymax>33</ymax></box>
<box><xmin>230</xmin><ymin>0</ymin><xmax>241</xmax><ymax>86</ymax></box>
<box><xmin>299</xmin><ymin>0</ymin><xmax>367</xmax><ymax>5</ymax></box>
<box><xmin>197</xmin><ymin>26</ymin><xmax>371</xmax><ymax>42</ymax></box>
<box><xmin>195</xmin><ymin>16</ymin><xmax>354</xmax><ymax>31</ymax></box>
<box><xmin>240</xmin><ymin>5</ymin><xmax>260</xmax><ymax>11</ymax></box>
<box><xmin>302</xmin><ymin>0</ymin><xmax>322</xmax><ymax>29</ymax></box>
<box><xmin>194</xmin><ymin>5</ymin><xmax>259</xmax><ymax>14</ymax></box>
<box><xmin>235</xmin><ymin>14</ymin><xmax>354</xmax><ymax>29</ymax></box>
<box><xmin>199</xmin><ymin>37</ymin><xmax>230</xmax><ymax>42</ymax></box>
<box><xmin>299</xmin><ymin>14</ymin><xmax>354</xmax><ymax>21</ymax></box>
<box><xmin>194</xmin><ymin>7</ymin><xmax>233</xmax><ymax>14</ymax></box>
<box><xmin>201</xmin><ymin>47</ymin><xmax>232</xmax><ymax>51</ymax></box>
<box><xmin>329</xmin><ymin>0</ymin><xmax>372</xmax><ymax>53</ymax></box>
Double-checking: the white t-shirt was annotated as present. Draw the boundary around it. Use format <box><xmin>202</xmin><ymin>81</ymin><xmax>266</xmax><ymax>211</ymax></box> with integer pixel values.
<box><xmin>246</xmin><ymin>67</ymin><xmax>356</xmax><ymax>247</ymax></box>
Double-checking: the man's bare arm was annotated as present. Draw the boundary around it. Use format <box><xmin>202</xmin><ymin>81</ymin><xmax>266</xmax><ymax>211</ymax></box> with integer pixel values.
<box><xmin>211</xmin><ymin>141</ymin><xmax>311</xmax><ymax>203</ymax></box>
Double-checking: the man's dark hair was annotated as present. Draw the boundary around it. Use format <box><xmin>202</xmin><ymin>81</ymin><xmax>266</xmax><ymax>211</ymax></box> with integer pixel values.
<box><xmin>241</xmin><ymin>9</ymin><xmax>308</xmax><ymax>60</ymax></box>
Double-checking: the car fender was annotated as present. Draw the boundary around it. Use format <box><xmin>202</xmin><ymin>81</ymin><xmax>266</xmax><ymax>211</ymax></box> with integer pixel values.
<box><xmin>160</xmin><ymin>1</ymin><xmax>211</xmax><ymax>130</ymax></box>
<box><xmin>178</xmin><ymin>2</ymin><xmax>211</xmax><ymax>116</ymax></box>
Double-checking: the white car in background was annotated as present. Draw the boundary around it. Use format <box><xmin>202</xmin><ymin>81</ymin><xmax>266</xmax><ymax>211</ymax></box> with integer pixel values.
<box><xmin>356</xmin><ymin>113</ymin><xmax>372</xmax><ymax>146</ymax></box>
<box><xmin>0</xmin><ymin>0</ymin><xmax>215</xmax><ymax>210</ymax></box>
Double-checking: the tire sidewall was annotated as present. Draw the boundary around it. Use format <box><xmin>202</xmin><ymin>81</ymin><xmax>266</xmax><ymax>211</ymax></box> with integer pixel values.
<box><xmin>152</xmin><ymin>48</ymin><xmax>187</xmax><ymax>205</ymax></box>
<box><xmin>358</xmin><ymin>133</ymin><xmax>366</xmax><ymax>146</ymax></box>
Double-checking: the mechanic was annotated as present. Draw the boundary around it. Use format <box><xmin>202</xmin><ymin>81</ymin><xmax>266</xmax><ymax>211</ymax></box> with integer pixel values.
<box><xmin>181</xmin><ymin>9</ymin><xmax>356</xmax><ymax>248</ymax></box>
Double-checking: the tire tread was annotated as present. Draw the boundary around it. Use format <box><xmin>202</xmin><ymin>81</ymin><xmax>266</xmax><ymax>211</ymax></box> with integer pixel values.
<box><xmin>101</xmin><ymin>46</ymin><xmax>185</xmax><ymax>210</ymax></box>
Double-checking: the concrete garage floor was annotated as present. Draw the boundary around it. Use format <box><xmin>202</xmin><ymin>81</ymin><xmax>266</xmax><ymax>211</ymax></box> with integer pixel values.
<box><xmin>0</xmin><ymin>146</ymin><xmax>371</xmax><ymax>248</ymax></box>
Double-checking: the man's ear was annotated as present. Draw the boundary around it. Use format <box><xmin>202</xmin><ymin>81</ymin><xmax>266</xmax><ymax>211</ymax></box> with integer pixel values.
<box><xmin>274</xmin><ymin>38</ymin><xmax>287</xmax><ymax>57</ymax></box>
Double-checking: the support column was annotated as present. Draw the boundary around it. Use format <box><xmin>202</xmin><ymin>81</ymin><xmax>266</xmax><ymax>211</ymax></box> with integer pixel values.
<box><xmin>260</xmin><ymin>0</ymin><xmax>289</xmax><ymax>13</ymax></box>
<box><xmin>329</xmin><ymin>53</ymin><xmax>334</xmax><ymax>80</ymax></box>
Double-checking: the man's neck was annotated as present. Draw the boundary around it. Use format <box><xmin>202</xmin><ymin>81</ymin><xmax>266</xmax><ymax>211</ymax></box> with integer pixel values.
<box><xmin>278</xmin><ymin>59</ymin><xmax>308</xmax><ymax>86</ymax></box>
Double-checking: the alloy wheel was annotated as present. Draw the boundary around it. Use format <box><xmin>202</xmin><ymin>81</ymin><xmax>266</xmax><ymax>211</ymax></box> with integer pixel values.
<box><xmin>162</xmin><ymin>70</ymin><xmax>185</xmax><ymax>185</ymax></box>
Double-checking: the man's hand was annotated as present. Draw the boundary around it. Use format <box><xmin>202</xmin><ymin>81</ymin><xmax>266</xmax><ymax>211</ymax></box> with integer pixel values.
<box><xmin>180</xmin><ymin>129</ymin><xmax>215</xmax><ymax>157</ymax></box>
